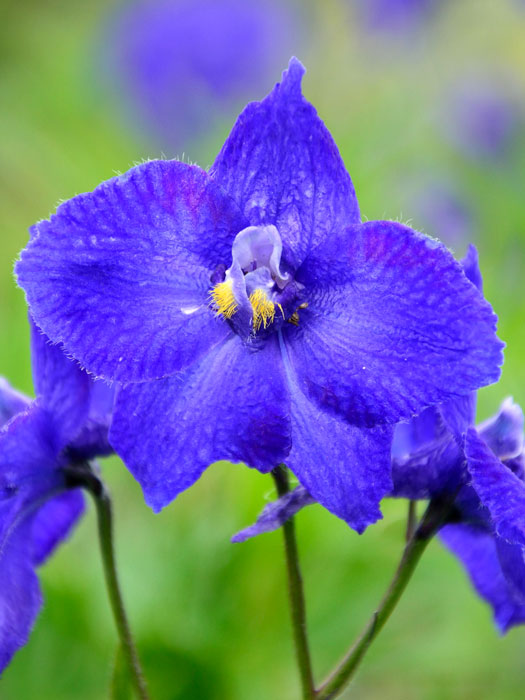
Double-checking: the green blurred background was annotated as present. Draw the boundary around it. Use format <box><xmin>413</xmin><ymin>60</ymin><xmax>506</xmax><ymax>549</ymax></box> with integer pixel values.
<box><xmin>1</xmin><ymin>0</ymin><xmax>525</xmax><ymax>697</ymax></box>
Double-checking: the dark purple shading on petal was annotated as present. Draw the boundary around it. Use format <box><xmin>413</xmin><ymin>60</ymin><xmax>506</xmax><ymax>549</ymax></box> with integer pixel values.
<box><xmin>287</xmin><ymin>221</ymin><xmax>503</xmax><ymax>427</ymax></box>
<box><xmin>477</xmin><ymin>398</ymin><xmax>524</xmax><ymax>461</ymax></box>
<box><xmin>209</xmin><ymin>57</ymin><xmax>360</xmax><ymax>270</ymax></box>
<box><xmin>110</xmin><ymin>334</ymin><xmax>291</xmax><ymax>511</ymax></box>
<box><xmin>17</xmin><ymin>160</ymin><xmax>246</xmax><ymax>382</ymax></box>
<box><xmin>0</xmin><ymin>378</ymin><xmax>30</xmax><ymax>429</ymax></box>
<box><xmin>232</xmin><ymin>485</ymin><xmax>314</xmax><ymax>543</ymax></box>
<box><xmin>279</xmin><ymin>332</ymin><xmax>392</xmax><ymax>532</ymax></box>
<box><xmin>466</xmin><ymin>428</ymin><xmax>525</xmax><ymax>546</ymax></box>
<box><xmin>441</xmin><ymin>524</ymin><xmax>525</xmax><ymax>633</ymax></box>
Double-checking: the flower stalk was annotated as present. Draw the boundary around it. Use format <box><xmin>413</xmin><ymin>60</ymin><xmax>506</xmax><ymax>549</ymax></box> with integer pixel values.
<box><xmin>272</xmin><ymin>466</ymin><xmax>316</xmax><ymax>700</ymax></box>
<box><xmin>316</xmin><ymin>494</ymin><xmax>456</xmax><ymax>700</ymax></box>
<box><xmin>66</xmin><ymin>464</ymin><xmax>149</xmax><ymax>700</ymax></box>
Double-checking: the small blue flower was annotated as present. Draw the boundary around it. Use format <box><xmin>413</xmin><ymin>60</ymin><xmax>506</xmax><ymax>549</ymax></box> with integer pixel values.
<box><xmin>103</xmin><ymin>0</ymin><xmax>302</xmax><ymax>150</ymax></box>
<box><xmin>17</xmin><ymin>59</ymin><xmax>503</xmax><ymax>533</ymax></box>
<box><xmin>0</xmin><ymin>319</ymin><xmax>114</xmax><ymax>672</ymax></box>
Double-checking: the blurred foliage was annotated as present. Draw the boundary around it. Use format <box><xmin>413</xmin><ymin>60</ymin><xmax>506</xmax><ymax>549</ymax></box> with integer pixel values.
<box><xmin>1</xmin><ymin>0</ymin><xmax>525</xmax><ymax>698</ymax></box>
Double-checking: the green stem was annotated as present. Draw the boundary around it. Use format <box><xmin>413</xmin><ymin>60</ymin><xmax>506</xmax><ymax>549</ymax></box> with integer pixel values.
<box><xmin>316</xmin><ymin>495</ymin><xmax>455</xmax><ymax>700</ymax></box>
<box><xmin>66</xmin><ymin>465</ymin><xmax>149</xmax><ymax>700</ymax></box>
<box><xmin>272</xmin><ymin>466</ymin><xmax>316</xmax><ymax>700</ymax></box>
<box><xmin>405</xmin><ymin>500</ymin><xmax>417</xmax><ymax>542</ymax></box>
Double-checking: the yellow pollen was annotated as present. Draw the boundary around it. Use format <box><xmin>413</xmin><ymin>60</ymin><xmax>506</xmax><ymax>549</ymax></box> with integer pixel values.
<box><xmin>210</xmin><ymin>280</ymin><xmax>238</xmax><ymax>319</ymax></box>
<box><xmin>249</xmin><ymin>288</ymin><xmax>276</xmax><ymax>331</ymax></box>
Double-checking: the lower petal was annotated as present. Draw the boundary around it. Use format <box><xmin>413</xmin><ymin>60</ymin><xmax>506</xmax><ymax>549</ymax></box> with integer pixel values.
<box><xmin>285</xmin><ymin>371</ymin><xmax>392</xmax><ymax>533</ymax></box>
<box><xmin>0</xmin><ymin>521</ymin><xmax>42</xmax><ymax>673</ymax></box>
<box><xmin>110</xmin><ymin>335</ymin><xmax>291</xmax><ymax>511</ymax></box>
<box><xmin>30</xmin><ymin>490</ymin><xmax>85</xmax><ymax>567</ymax></box>
<box><xmin>466</xmin><ymin>428</ymin><xmax>525</xmax><ymax>546</ymax></box>
<box><xmin>440</xmin><ymin>524</ymin><xmax>525</xmax><ymax>633</ymax></box>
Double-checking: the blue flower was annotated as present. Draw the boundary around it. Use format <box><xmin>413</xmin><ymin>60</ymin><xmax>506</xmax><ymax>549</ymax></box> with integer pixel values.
<box><xmin>103</xmin><ymin>0</ymin><xmax>302</xmax><ymax>150</ymax></box>
<box><xmin>0</xmin><ymin>319</ymin><xmax>114</xmax><ymax>672</ymax></box>
<box><xmin>16</xmin><ymin>59</ymin><xmax>503</xmax><ymax>533</ymax></box>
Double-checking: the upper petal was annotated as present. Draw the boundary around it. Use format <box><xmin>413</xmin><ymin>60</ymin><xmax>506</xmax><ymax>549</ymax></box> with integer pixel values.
<box><xmin>17</xmin><ymin>160</ymin><xmax>246</xmax><ymax>382</ymax></box>
<box><xmin>466</xmin><ymin>428</ymin><xmax>525</xmax><ymax>546</ymax></box>
<box><xmin>287</xmin><ymin>221</ymin><xmax>503</xmax><ymax>427</ymax></box>
<box><xmin>209</xmin><ymin>57</ymin><xmax>360</xmax><ymax>270</ymax></box>
<box><xmin>110</xmin><ymin>334</ymin><xmax>291</xmax><ymax>511</ymax></box>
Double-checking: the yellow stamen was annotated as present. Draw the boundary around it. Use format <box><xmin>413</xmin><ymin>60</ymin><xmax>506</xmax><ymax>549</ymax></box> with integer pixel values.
<box><xmin>210</xmin><ymin>279</ymin><xmax>238</xmax><ymax>319</ymax></box>
<box><xmin>249</xmin><ymin>288</ymin><xmax>276</xmax><ymax>331</ymax></box>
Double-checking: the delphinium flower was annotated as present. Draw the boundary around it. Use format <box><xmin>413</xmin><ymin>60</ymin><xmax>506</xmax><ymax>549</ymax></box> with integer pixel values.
<box><xmin>0</xmin><ymin>319</ymin><xmax>114</xmax><ymax>671</ymax></box>
<box><xmin>103</xmin><ymin>0</ymin><xmax>301</xmax><ymax>151</ymax></box>
<box><xmin>234</xmin><ymin>247</ymin><xmax>525</xmax><ymax>631</ymax></box>
<box><xmin>17</xmin><ymin>59</ymin><xmax>503</xmax><ymax>535</ymax></box>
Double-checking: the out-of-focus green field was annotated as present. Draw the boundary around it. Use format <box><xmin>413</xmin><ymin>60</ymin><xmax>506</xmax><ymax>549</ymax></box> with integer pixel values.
<box><xmin>1</xmin><ymin>1</ymin><xmax>525</xmax><ymax>698</ymax></box>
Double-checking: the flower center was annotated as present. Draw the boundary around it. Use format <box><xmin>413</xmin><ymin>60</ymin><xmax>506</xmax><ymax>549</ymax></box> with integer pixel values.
<box><xmin>210</xmin><ymin>225</ymin><xmax>296</xmax><ymax>335</ymax></box>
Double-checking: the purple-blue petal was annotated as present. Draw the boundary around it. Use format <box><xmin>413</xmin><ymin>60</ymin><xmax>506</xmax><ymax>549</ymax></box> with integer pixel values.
<box><xmin>0</xmin><ymin>405</ymin><xmax>85</xmax><ymax>671</ymax></box>
<box><xmin>17</xmin><ymin>160</ymin><xmax>246</xmax><ymax>382</ymax></box>
<box><xmin>495</xmin><ymin>538</ymin><xmax>525</xmax><ymax>605</ymax></box>
<box><xmin>461</xmin><ymin>243</ymin><xmax>483</xmax><ymax>292</ymax></box>
<box><xmin>286</xmin><ymin>220</ymin><xmax>503</xmax><ymax>427</ymax></box>
<box><xmin>391</xmin><ymin>427</ymin><xmax>465</xmax><ymax>499</ymax></box>
<box><xmin>232</xmin><ymin>485</ymin><xmax>314</xmax><ymax>543</ymax></box>
<box><xmin>440</xmin><ymin>524</ymin><xmax>525</xmax><ymax>633</ymax></box>
<box><xmin>466</xmin><ymin>428</ymin><xmax>525</xmax><ymax>546</ymax></box>
<box><xmin>110</xmin><ymin>334</ymin><xmax>291</xmax><ymax>511</ymax></box>
<box><xmin>30</xmin><ymin>489</ymin><xmax>85</xmax><ymax>567</ymax></box>
<box><xmin>209</xmin><ymin>57</ymin><xmax>360</xmax><ymax>270</ymax></box>
<box><xmin>477</xmin><ymin>398</ymin><xmax>524</xmax><ymax>461</ymax></box>
<box><xmin>0</xmin><ymin>404</ymin><xmax>61</xmax><ymax>496</ymax></box>
<box><xmin>0</xmin><ymin>378</ymin><xmax>30</xmax><ymax>429</ymax></box>
<box><xmin>0</xmin><ymin>520</ymin><xmax>42</xmax><ymax>674</ymax></box>
<box><xmin>279</xmin><ymin>335</ymin><xmax>393</xmax><ymax>532</ymax></box>
<box><xmin>30</xmin><ymin>318</ymin><xmax>90</xmax><ymax>447</ymax></box>
<box><xmin>68</xmin><ymin>379</ymin><xmax>115</xmax><ymax>460</ymax></box>
<box><xmin>391</xmin><ymin>406</ymin><xmax>446</xmax><ymax>460</ymax></box>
